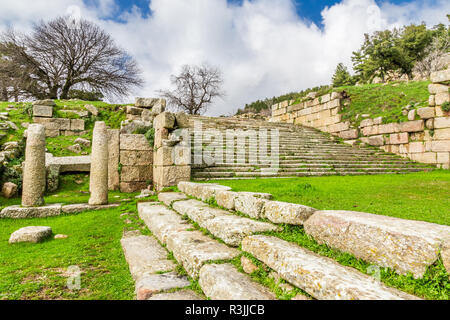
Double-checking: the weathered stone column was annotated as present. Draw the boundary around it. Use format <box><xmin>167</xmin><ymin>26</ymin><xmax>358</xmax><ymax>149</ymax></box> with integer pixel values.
<box><xmin>22</xmin><ymin>124</ymin><xmax>46</xmax><ymax>207</ymax></box>
<box><xmin>89</xmin><ymin>121</ymin><xmax>109</xmax><ymax>205</ymax></box>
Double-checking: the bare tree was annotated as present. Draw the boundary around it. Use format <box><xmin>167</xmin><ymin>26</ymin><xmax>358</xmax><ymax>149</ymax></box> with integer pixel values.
<box><xmin>159</xmin><ymin>64</ymin><xmax>224</xmax><ymax>115</ymax></box>
<box><xmin>0</xmin><ymin>16</ymin><xmax>143</xmax><ymax>100</ymax></box>
<box><xmin>413</xmin><ymin>37</ymin><xmax>450</xmax><ymax>79</ymax></box>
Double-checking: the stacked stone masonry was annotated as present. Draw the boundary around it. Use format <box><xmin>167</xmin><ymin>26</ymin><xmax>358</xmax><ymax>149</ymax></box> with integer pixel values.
<box><xmin>32</xmin><ymin>100</ymin><xmax>87</xmax><ymax>137</ymax></box>
<box><xmin>271</xmin><ymin>69</ymin><xmax>450</xmax><ymax>169</ymax></box>
<box><xmin>153</xmin><ymin>111</ymin><xmax>191</xmax><ymax>191</ymax></box>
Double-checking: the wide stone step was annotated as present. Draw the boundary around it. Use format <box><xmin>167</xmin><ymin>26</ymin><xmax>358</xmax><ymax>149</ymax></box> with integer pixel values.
<box><xmin>199</xmin><ymin>263</ymin><xmax>275</xmax><ymax>300</ymax></box>
<box><xmin>138</xmin><ymin>202</ymin><xmax>239</xmax><ymax>278</ymax></box>
<box><xmin>120</xmin><ymin>231</ymin><xmax>198</xmax><ymax>300</ymax></box>
<box><xmin>242</xmin><ymin>235</ymin><xmax>420</xmax><ymax>300</ymax></box>
<box><xmin>303</xmin><ymin>210</ymin><xmax>450</xmax><ymax>279</ymax></box>
<box><xmin>170</xmin><ymin>197</ymin><xmax>281</xmax><ymax>246</ymax></box>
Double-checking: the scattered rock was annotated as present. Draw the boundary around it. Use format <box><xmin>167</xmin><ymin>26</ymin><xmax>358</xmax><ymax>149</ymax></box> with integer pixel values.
<box><xmin>54</xmin><ymin>234</ymin><xmax>68</xmax><ymax>239</ymax></box>
<box><xmin>9</xmin><ymin>226</ymin><xmax>52</xmax><ymax>244</ymax></box>
<box><xmin>32</xmin><ymin>99</ymin><xmax>55</xmax><ymax>106</ymax></box>
<box><xmin>84</xmin><ymin>104</ymin><xmax>99</xmax><ymax>116</ymax></box>
<box><xmin>67</xmin><ymin>144</ymin><xmax>82</xmax><ymax>154</ymax></box>
<box><xmin>74</xmin><ymin>138</ymin><xmax>91</xmax><ymax>147</ymax></box>
<box><xmin>2</xmin><ymin>182</ymin><xmax>18</xmax><ymax>198</ymax></box>
<box><xmin>241</xmin><ymin>256</ymin><xmax>259</xmax><ymax>274</ymax></box>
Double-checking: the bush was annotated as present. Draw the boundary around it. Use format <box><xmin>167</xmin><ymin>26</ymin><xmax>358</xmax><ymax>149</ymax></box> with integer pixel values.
<box><xmin>68</xmin><ymin>90</ymin><xmax>104</xmax><ymax>101</ymax></box>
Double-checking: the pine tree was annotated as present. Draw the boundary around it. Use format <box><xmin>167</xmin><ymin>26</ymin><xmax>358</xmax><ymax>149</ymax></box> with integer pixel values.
<box><xmin>332</xmin><ymin>63</ymin><xmax>354</xmax><ymax>87</ymax></box>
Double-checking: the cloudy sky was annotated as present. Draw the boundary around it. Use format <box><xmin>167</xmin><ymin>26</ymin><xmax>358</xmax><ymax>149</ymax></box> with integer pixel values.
<box><xmin>0</xmin><ymin>0</ymin><xmax>449</xmax><ymax>115</ymax></box>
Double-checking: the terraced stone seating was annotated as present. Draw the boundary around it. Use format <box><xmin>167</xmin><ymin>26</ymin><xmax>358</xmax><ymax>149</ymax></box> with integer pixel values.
<box><xmin>120</xmin><ymin>181</ymin><xmax>450</xmax><ymax>300</ymax></box>
<box><xmin>188</xmin><ymin>116</ymin><xmax>434</xmax><ymax>180</ymax></box>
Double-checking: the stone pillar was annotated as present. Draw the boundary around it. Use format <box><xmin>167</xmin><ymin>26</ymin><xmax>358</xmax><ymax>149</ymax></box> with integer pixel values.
<box><xmin>89</xmin><ymin>122</ymin><xmax>109</xmax><ymax>205</ymax></box>
<box><xmin>22</xmin><ymin>124</ymin><xmax>46</xmax><ymax>207</ymax></box>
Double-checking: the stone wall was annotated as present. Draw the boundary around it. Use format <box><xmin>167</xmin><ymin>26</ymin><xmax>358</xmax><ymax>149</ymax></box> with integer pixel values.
<box><xmin>32</xmin><ymin>100</ymin><xmax>87</xmax><ymax>137</ymax></box>
<box><xmin>271</xmin><ymin>70</ymin><xmax>450</xmax><ymax>169</ymax></box>
<box><xmin>153</xmin><ymin>112</ymin><xmax>191</xmax><ymax>191</ymax></box>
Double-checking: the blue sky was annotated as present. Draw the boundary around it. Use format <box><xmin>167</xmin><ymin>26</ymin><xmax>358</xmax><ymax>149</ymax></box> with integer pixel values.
<box><xmin>88</xmin><ymin>0</ymin><xmax>433</xmax><ymax>26</ymax></box>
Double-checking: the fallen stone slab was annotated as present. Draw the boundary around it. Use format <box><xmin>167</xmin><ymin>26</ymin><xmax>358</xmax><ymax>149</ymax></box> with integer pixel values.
<box><xmin>46</xmin><ymin>154</ymin><xmax>91</xmax><ymax>172</ymax></box>
<box><xmin>158</xmin><ymin>192</ymin><xmax>188</xmax><ymax>206</ymax></box>
<box><xmin>242</xmin><ymin>235</ymin><xmax>419</xmax><ymax>300</ymax></box>
<box><xmin>0</xmin><ymin>204</ymin><xmax>62</xmax><ymax>219</ymax></box>
<box><xmin>172</xmin><ymin>199</ymin><xmax>228</xmax><ymax>228</ymax></box>
<box><xmin>234</xmin><ymin>192</ymin><xmax>272</xmax><ymax>219</ymax></box>
<box><xmin>135</xmin><ymin>272</ymin><xmax>191</xmax><ymax>300</ymax></box>
<box><xmin>173</xmin><ymin>199</ymin><xmax>280</xmax><ymax>246</ymax></box>
<box><xmin>148</xmin><ymin>290</ymin><xmax>203</xmax><ymax>300</ymax></box>
<box><xmin>138</xmin><ymin>202</ymin><xmax>191</xmax><ymax>243</ymax></box>
<box><xmin>9</xmin><ymin>226</ymin><xmax>52</xmax><ymax>244</ymax></box>
<box><xmin>199</xmin><ymin>264</ymin><xmax>275</xmax><ymax>300</ymax></box>
<box><xmin>178</xmin><ymin>181</ymin><xmax>232</xmax><ymax>201</ymax></box>
<box><xmin>138</xmin><ymin>202</ymin><xmax>239</xmax><ymax>278</ymax></box>
<box><xmin>303</xmin><ymin>210</ymin><xmax>450</xmax><ymax>279</ymax></box>
<box><xmin>203</xmin><ymin>215</ymin><xmax>281</xmax><ymax>247</ymax></box>
<box><xmin>61</xmin><ymin>203</ymin><xmax>120</xmax><ymax>214</ymax></box>
<box><xmin>166</xmin><ymin>230</ymin><xmax>240</xmax><ymax>279</ymax></box>
<box><xmin>121</xmin><ymin>233</ymin><xmax>175</xmax><ymax>280</ymax></box>
<box><xmin>263</xmin><ymin>201</ymin><xmax>316</xmax><ymax>225</ymax></box>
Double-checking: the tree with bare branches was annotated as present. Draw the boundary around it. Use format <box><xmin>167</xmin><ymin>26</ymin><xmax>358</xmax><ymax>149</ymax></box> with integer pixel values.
<box><xmin>159</xmin><ymin>64</ymin><xmax>224</xmax><ymax>115</ymax></box>
<box><xmin>0</xmin><ymin>16</ymin><xmax>143</xmax><ymax>100</ymax></box>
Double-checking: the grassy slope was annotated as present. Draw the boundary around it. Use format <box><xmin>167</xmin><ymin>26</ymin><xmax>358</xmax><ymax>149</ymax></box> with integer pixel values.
<box><xmin>0</xmin><ymin>174</ymin><xmax>150</xmax><ymax>300</ymax></box>
<box><xmin>0</xmin><ymin>100</ymin><xmax>128</xmax><ymax>157</ymax></box>
<box><xmin>210</xmin><ymin>171</ymin><xmax>450</xmax><ymax>226</ymax></box>
<box><xmin>336</xmin><ymin>80</ymin><xmax>431</xmax><ymax>127</ymax></box>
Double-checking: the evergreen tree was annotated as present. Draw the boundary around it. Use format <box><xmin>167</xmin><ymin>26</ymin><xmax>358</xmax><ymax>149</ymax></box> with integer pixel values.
<box><xmin>332</xmin><ymin>63</ymin><xmax>354</xmax><ymax>87</ymax></box>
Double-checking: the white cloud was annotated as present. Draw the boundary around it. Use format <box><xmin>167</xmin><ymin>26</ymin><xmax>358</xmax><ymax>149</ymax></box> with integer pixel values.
<box><xmin>0</xmin><ymin>0</ymin><xmax>448</xmax><ymax>115</ymax></box>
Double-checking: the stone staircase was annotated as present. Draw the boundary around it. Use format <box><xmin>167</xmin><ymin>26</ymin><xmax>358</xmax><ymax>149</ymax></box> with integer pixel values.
<box><xmin>117</xmin><ymin>181</ymin><xmax>450</xmax><ymax>300</ymax></box>
<box><xmin>187</xmin><ymin>116</ymin><xmax>434</xmax><ymax>180</ymax></box>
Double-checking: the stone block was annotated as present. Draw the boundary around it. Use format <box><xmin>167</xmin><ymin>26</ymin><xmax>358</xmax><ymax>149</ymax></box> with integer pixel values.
<box><xmin>429</xmin><ymin>95</ymin><xmax>435</xmax><ymax>107</ymax></box>
<box><xmin>2</xmin><ymin>182</ymin><xmax>18</xmax><ymax>198</ymax></box>
<box><xmin>437</xmin><ymin>152</ymin><xmax>450</xmax><ymax>164</ymax></box>
<box><xmin>434</xmin><ymin>128</ymin><xmax>450</xmax><ymax>140</ymax></box>
<box><xmin>154</xmin><ymin>147</ymin><xmax>175</xmax><ymax>166</ymax></box>
<box><xmin>378</xmin><ymin>123</ymin><xmax>399</xmax><ymax>134</ymax></box>
<box><xmin>431</xmin><ymin>140</ymin><xmax>450</xmax><ymax>152</ymax></box>
<box><xmin>428</xmin><ymin>83</ymin><xmax>448</xmax><ymax>94</ymax></box>
<box><xmin>153</xmin><ymin>166</ymin><xmax>190</xmax><ymax>191</ymax></box>
<box><xmin>32</xmin><ymin>99</ymin><xmax>55</xmax><ymax>106</ymax></box>
<box><xmin>199</xmin><ymin>264</ymin><xmax>275</xmax><ymax>300</ymax></box>
<box><xmin>136</xmin><ymin>272</ymin><xmax>190</xmax><ymax>300</ymax></box>
<box><xmin>263</xmin><ymin>201</ymin><xmax>316</xmax><ymax>225</ymax></box>
<box><xmin>389</xmin><ymin>132</ymin><xmax>409</xmax><ymax>145</ymax></box>
<box><xmin>417</xmin><ymin>107</ymin><xmax>435</xmax><ymax>119</ymax></box>
<box><xmin>430</xmin><ymin>69</ymin><xmax>450</xmax><ymax>83</ymax></box>
<box><xmin>0</xmin><ymin>204</ymin><xmax>62</xmax><ymax>219</ymax></box>
<box><xmin>9</xmin><ymin>226</ymin><xmax>52</xmax><ymax>244</ymax></box>
<box><xmin>368</xmin><ymin>135</ymin><xmax>384</xmax><ymax>146</ymax></box>
<box><xmin>400</xmin><ymin>120</ymin><xmax>424</xmax><ymax>133</ymax></box>
<box><xmin>408</xmin><ymin>142</ymin><xmax>425</xmax><ymax>153</ymax></box>
<box><xmin>339</xmin><ymin>129</ymin><xmax>359</xmax><ymax>139</ymax></box>
<box><xmin>359</xmin><ymin>119</ymin><xmax>373</xmax><ymax>128</ymax></box>
<box><xmin>121</xmin><ymin>165</ymin><xmax>152</xmax><ymax>182</ymax></box>
<box><xmin>434</xmin><ymin>117</ymin><xmax>450</xmax><ymax>128</ymax></box>
<box><xmin>361</xmin><ymin>125</ymin><xmax>379</xmax><ymax>136</ymax></box>
<box><xmin>120</xmin><ymin>134</ymin><xmax>152</xmax><ymax>151</ymax></box>
<box><xmin>303</xmin><ymin>210</ymin><xmax>450</xmax><ymax>279</ymax></box>
<box><xmin>154</xmin><ymin>128</ymin><xmax>169</xmax><ymax>149</ymax></box>
<box><xmin>373</xmin><ymin>117</ymin><xmax>383</xmax><ymax>125</ymax></box>
<box><xmin>410</xmin><ymin>152</ymin><xmax>437</xmax><ymax>164</ymax></box>
<box><xmin>120</xmin><ymin>182</ymin><xmax>148</xmax><ymax>193</ymax></box>
<box><xmin>154</xmin><ymin>112</ymin><xmax>176</xmax><ymax>130</ymax></box>
<box><xmin>33</xmin><ymin>105</ymin><xmax>53</xmax><ymax>117</ymax></box>
<box><xmin>435</xmin><ymin>92</ymin><xmax>450</xmax><ymax>106</ymax></box>
<box><xmin>126</xmin><ymin>106</ymin><xmax>144</xmax><ymax>115</ymax></box>
<box><xmin>70</xmin><ymin>119</ymin><xmax>85</xmax><ymax>131</ymax></box>
<box><xmin>120</xmin><ymin>150</ymin><xmax>153</xmax><ymax>166</ymax></box>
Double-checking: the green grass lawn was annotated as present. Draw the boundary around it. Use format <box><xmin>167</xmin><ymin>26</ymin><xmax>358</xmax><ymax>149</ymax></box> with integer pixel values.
<box><xmin>0</xmin><ymin>174</ymin><xmax>154</xmax><ymax>300</ymax></box>
<box><xmin>209</xmin><ymin>171</ymin><xmax>450</xmax><ymax>226</ymax></box>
